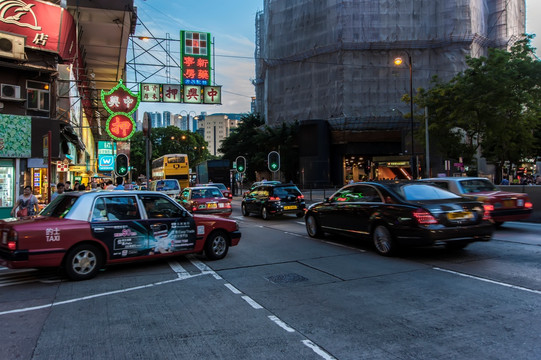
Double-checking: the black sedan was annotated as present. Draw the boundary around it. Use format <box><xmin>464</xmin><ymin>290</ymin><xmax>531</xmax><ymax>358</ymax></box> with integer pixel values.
<box><xmin>304</xmin><ymin>181</ymin><xmax>494</xmax><ymax>255</ymax></box>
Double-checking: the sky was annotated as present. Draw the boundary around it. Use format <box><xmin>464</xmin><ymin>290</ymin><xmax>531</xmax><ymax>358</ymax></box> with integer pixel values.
<box><xmin>129</xmin><ymin>0</ymin><xmax>540</xmax><ymax>120</ymax></box>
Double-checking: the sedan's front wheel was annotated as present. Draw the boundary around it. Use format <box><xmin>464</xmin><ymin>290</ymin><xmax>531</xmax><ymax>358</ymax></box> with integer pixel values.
<box><xmin>305</xmin><ymin>214</ymin><xmax>323</xmax><ymax>238</ymax></box>
<box><xmin>241</xmin><ymin>203</ymin><xmax>249</xmax><ymax>216</ymax></box>
<box><xmin>372</xmin><ymin>225</ymin><xmax>397</xmax><ymax>256</ymax></box>
<box><xmin>205</xmin><ymin>231</ymin><xmax>229</xmax><ymax>260</ymax></box>
<box><xmin>261</xmin><ymin>207</ymin><xmax>270</xmax><ymax>220</ymax></box>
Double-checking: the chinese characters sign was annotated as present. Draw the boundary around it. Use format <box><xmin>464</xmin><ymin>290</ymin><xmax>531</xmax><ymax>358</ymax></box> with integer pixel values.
<box><xmin>0</xmin><ymin>0</ymin><xmax>76</xmax><ymax>61</ymax></box>
<box><xmin>140</xmin><ymin>83</ymin><xmax>221</xmax><ymax>105</ymax></box>
<box><xmin>101</xmin><ymin>80</ymin><xmax>140</xmax><ymax>141</ymax></box>
<box><xmin>181</xmin><ymin>31</ymin><xmax>211</xmax><ymax>86</ymax></box>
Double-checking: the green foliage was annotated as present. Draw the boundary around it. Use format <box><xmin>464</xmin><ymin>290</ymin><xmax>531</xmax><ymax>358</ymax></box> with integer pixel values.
<box><xmin>128</xmin><ymin>126</ymin><xmax>209</xmax><ymax>178</ymax></box>
<box><xmin>416</xmin><ymin>35</ymin><xmax>541</xmax><ymax>171</ymax></box>
<box><xmin>218</xmin><ymin>113</ymin><xmax>300</xmax><ymax>181</ymax></box>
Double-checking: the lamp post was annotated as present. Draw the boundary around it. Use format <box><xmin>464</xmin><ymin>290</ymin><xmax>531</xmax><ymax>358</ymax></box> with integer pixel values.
<box><xmin>179</xmin><ymin>110</ymin><xmax>199</xmax><ymax>132</ymax></box>
<box><xmin>394</xmin><ymin>52</ymin><xmax>417</xmax><ymax>179</ymax></box>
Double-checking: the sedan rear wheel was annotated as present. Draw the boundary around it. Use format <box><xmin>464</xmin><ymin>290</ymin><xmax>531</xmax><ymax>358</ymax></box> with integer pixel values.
<box><xmin>373</xmin><ymin>225</ymin><xmax>396</xmax><ymax>256</ymax></box>
<box><xmin>64</xmin><ymin>244</ymin><xmax>103</xmax><ymax>281</ymax></box>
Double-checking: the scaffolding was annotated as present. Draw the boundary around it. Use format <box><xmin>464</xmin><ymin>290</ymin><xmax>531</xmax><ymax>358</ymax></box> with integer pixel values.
<box><xmin>254</xmin><ymin>0</ymin><xmax>526</xmax><ymax>130</ymax></box>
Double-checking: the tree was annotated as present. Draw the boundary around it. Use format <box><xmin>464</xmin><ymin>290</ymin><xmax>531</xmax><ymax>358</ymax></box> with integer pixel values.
<box><xmin>416</xmin><ymin>35</ymin><xmax>541</xmax><ymax>180</ymax></box>
<box><xmin>128</xmin><ymin>126</ymin><xmax>209</xmax><ymax>179</ymax></box>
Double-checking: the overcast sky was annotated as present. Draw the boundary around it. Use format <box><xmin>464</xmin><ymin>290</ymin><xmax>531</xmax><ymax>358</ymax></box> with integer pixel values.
<box><xmin>129</xmin><ymin>0</ymin><xmax>540</xmax><ymax>118</ymax></box>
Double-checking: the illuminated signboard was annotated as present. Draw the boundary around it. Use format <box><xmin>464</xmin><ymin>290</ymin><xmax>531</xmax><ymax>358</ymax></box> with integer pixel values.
<box><xmin>140</xmin><ymin>83</ymin><xmax>161</xmax><ymax>102</ymax></box>
<box><xmin>163</xmin><ymin>84</ymin><xmax>182</xmax><ymax>103</ymax></box>
<box><xmin>181</xmin><ymin>31</ymin><xmax>211</xmax><ymax>86</ymax></box>
<box><xmin>203</xmin><ymin>86</ymin><xmax>222</xmax><ymax>104</ymax></box>
<box><xmin>101</xmin><ymin>80</ymin><xmax>140</xmax><ymax>141</ymax></box>
<box><xmin>183</xmin><ymin>85</ymin><xmax>202</xmax><ymax>104</ymax></box>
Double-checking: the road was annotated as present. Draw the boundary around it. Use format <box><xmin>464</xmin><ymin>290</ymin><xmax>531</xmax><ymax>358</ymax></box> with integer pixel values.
<box><xmin>1</xmin><ymin>200</ymin><xmax>541</xmax><ymax>359</ymax></box>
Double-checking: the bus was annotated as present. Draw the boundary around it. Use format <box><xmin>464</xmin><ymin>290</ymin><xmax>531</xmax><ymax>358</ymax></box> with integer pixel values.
<box><xmin>151</xmin><ymin>154</ymin><xmax>190</xmax><ymax>189</ymax></box>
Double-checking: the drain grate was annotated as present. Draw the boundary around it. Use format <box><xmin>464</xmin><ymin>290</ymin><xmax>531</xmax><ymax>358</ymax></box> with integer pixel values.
<box><xmin>266</xmin><ymin>273</ymin><xmax>308</xmax><ymax>284</ymax></box>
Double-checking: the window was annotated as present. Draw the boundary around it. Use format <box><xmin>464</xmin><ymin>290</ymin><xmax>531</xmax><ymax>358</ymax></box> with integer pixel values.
<box><xmin>91</xmin><ymin>196</ymin><xmax>140</xmax><ymax>221</ymax></box>
<box><xmin>26</xmin><ymin>80</ymin><xmax>50</xmax><ymax>112</ymax></box>
<box><xmin>141</xmin><ymin>195</ymin><xmax>187</xmax><ymax>219</ymax></box>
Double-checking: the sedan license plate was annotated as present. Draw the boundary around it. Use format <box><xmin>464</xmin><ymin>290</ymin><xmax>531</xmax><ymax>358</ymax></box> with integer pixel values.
<box><xmin>207</xmin><ymin>203</ymin><xmax>218</xmax><ymax>209</ymax></box>
<box><xmin>447</xmin><ymin>211</ymin><xmax>474</xmax><ymax>220</ymax></box>
<box><xmin>284</xmin><ymin>205</ymin><xmax>297</xmax><ymax>210</ymax></box>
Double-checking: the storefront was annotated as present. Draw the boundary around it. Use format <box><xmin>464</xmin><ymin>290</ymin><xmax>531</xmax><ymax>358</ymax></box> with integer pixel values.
<box><xmin>0</xmin><ymin>114</ymin><xmax>32</xmax><ymax>219</ymax></box>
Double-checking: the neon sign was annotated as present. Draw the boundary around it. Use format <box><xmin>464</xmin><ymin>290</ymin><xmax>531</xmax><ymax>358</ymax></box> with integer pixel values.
<box><xmin>181</xmin><ymin>31</ymin><xmax>211</xmax><ymax>86</ymax></box>
<box><xmin>101</xmin><ymin>80</ymin><xmax>140</xmax><ymax>141</ymax></box>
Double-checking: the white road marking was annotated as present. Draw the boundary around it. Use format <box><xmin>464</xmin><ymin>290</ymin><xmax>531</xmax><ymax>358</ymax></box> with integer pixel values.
<box><xmin>0</xmin><ymin>273</ymin><xmax>205</xmax><ymax>316</ymax></box>
<box><xmin>168</xmin><ymin>261</ymin><xmax>191</xmax><ymax>278</ymax></box>
<box><xmin>283</xmin><ymin>231</ymin><xmax>307</xmax><ymax>238</ymax></box>
<box><xmin>301</xmin><ymin>340</ymin><xmax>337</xmax><ymax>360</ymax></box>
<box><xmin>224</xmin><ymin>283</ymin><xmax>242</xmax><ymax>294</ymax></box>
<box><xmin>434</xmin><ymin>267</ymin><xmax>541</xmax><ymax>295</ymax></box>
<box><xmin>241</xmin><ymin>295</ymin><xmax>263</xmax><ymax>309</ymax></box>
<box><xmin>189</xmin><ymin>257</ymin><xmax>222</xmax><ymax>279</ymax></box>
<box><xmin>268</xmin><ymin>315</ymin><xmax>295</xmax><ymax>333</ymax></box>
<box><xmin>296</xmin><ymin>221</ymin><xmax>305</xmax><ymax>225</ymax></box>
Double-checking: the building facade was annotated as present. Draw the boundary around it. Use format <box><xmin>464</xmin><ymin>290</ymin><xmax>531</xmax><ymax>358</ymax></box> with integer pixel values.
<box><xmin>254</xmin><ymin>0</ymin><xmax>526</xmax><ymax>185</ymax></box>
<box><xmin>0</xmin><ymin>0</ymin><xmax>136</xmax><ymax>218</ymax></box>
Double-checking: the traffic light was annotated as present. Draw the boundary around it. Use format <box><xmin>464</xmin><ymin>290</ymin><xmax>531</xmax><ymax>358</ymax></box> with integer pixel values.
<box><xmin>115</xmin><ymin>154</ymin><xmax>129</xmax><ymax>177</ymax></box>
<box><xmin>235</xmin><ymin>156</ymin><xmax>247</xmax><ymax>173</ymax></box>
<box><xmin>268</xmin><ymin>151</ymin><xmax>280</xmax><ymax>172</ymax></box>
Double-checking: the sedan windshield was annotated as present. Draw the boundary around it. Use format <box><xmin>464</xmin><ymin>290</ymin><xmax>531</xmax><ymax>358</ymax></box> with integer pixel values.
<box><xmin>399</xmin><ymin>184</ymin><xmax>461</xmax><ymax>201</ymax></box>
<box><xmin>459</xmin><ymin>179</ymin><xmax>497</xmax><ymax>193</ymax></box>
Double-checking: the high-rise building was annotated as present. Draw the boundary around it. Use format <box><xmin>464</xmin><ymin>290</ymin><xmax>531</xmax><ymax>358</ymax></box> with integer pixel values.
<box><xmin>163</xmin><ymin>111</ymin><xmax>171</xmax><ymax>127</ymax></box>
<box><xmin>197</xmin><ymin>114</ymin><xmax>240</xmax><ymax>156</ymax></box>
<box><xmin>254</xmin><ymin>0</ymin><xmax>525</xmax><ymax>185</ymax></box>
<box><xmin>148</xmin><ymin>112</ymin><xmax>162</xmax><ymax>129</ymax></box>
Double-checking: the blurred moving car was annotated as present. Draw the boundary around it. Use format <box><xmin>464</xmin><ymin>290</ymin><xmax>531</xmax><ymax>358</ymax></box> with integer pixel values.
<box><xmin>420</xmin><ymin>177</ymin><xmax>533</xmax><ymax>226</ymax></box>
<box><xmin>304</xmin><ymin>181</ymin><xmax>494</xmax><ymax>256</ymax></box>
<box><xmin>242</xmin><ymin>183</ymin><xmax>306</xmax><ymax>220</ymax></box>
<box><xmin>198</xmin><ymin>183</ymin><xmax>232</xmax><ymax>199</ymax></box>
<box><xmin>0</xmin><ymin>191</ymin><xmax>240</xmax><ymax>280</ymax></box>
<box><xmin>149</xmin><ymin>179</ymin><xmax>181</xmax><ymax>198</ymax></box>
<box><xmin>242</xmin><ymin>180</ymin><xmax>281</xmax><ymax>198</ymax></box>
<box><xmin>179</xmin><ymin>186</ymin><xmax>232</xmax><ymax>217</ymax></box>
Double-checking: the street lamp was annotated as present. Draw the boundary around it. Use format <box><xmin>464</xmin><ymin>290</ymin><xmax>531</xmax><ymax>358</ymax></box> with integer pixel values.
<box><xmin>394</xmin><ymin>51</ymin><xmax>417</xmax><ymax>179</ymax></box>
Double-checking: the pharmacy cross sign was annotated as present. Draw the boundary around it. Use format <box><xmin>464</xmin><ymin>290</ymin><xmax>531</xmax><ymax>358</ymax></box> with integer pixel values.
<box><xmin>101</xmin><ymin>80</ymin><xmax>140</xmax><ymax>141</ymax></box>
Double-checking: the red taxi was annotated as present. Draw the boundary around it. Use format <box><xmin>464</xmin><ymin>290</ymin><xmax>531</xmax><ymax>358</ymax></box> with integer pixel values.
<box><xmin>0</xmin><ymin>191</ymin><xmax>241</xmax><ymax>280</ymax></box>
<box><xmin>198</xmin><ymin>183</ymin><xmax>233</xmax><ymax>199</ymax></box>
<box><xmin>179</xmin><ymin>186</ymin><xmax>232</xmax><ymax>217</ymax></box>
<box><xmin>421</xmin><ymin>177</ymin><xmax>533</xmax><ymax>226</ymax></box>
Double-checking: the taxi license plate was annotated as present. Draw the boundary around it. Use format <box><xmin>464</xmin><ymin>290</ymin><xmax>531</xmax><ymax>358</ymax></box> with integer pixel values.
<box><xmin>503</xmin><ymin>200</ymin><xmax>514</xmax><ymax>208</ymax></box>
<box><xmin>447</xmin><ymin>211</ymin><xmax>474</xmax><ymax>220</ymax></box>
<box><xmin>207</xmin><ymin>203</ymin><xmax>218</xmax><ymax>209</ymax></box>
<box><xmin>284</xmin><ymin>205</ymin><xmax>297</xmax><ymax>210</ymax></box>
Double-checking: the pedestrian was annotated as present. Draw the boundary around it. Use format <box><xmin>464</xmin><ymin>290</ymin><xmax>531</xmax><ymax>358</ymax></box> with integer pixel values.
<box><xmin>11</xmin><ymin>186</ymin><xmax>39</xmax><ymax>217</ymax></box>
<box><xmin>105</xmin><ymin>180</ymin><xmax>115</xmax><ymax>190</ymax></box>
<box><xmin>65</xmin><ymin>180</ymin><xmax>72</xmax><ymax>192</ymax></box>
<box><xmin>51</xmin><ymin>182</ymin><xmax>65</xmax><ymax>201</ymax></box>
<box><xmin>114</xmin><ymin>177</ymin><xmax>125</xmax><ymax>190</ymax></box>
<box><xmin>78</xmin><ymin>183</ymin><xmax>86</xmax><ymax>191</ymax></box>
<box><xmin>536</xmin><ymin>175</ymin><xmax>541</xmax><ymax>185</ymax></box>
<box><xmin>500</xmin><ymin>178</ymin><xmax>509</xmax><ymax>185</ymax></box>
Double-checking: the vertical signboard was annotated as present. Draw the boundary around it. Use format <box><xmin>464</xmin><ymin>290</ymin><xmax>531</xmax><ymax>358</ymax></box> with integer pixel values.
<box><xmin>181</xmin><ymin>31</ymin><xmax>212</xmax><ymax>86</ymax></box>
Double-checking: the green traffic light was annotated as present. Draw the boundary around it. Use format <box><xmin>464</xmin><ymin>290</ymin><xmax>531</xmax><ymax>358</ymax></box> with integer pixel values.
<box><xmin>238</xmin><ymin>166</ymin><xmax>244</xmax><ymax>171</ymax></box>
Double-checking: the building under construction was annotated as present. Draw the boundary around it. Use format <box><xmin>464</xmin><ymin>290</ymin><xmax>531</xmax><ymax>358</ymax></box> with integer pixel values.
<box><xmin>254</xmin><ymin>0</ymin><xmax>526</xmax><ymax>185</ymax></box>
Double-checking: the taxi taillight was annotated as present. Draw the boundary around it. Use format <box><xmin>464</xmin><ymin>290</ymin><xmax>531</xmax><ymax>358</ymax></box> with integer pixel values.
<box><xmin>483</xmin><ymin>204</ymin><xmax>494</xmax><ymax>220</ymax></box>
<box><xmin>7</xmin><ymin>229</ymin><xmax>18</xmax><ymax>250</ymax></box>
<box><xmin>525</xmin><ymin>201</ymin><xmax>533</xmax><ymax>209</ymax></box>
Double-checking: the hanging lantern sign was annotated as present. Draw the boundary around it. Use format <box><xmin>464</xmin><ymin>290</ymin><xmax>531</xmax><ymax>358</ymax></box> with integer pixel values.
<box><xmin>101</xmin><ymin>80</ymin><xmax>140</xmax><ymax>140</ymax></box>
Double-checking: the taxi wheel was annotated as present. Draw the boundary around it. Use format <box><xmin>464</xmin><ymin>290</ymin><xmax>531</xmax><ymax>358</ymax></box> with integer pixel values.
<box><xmin>372</xmin><ymin>225</ymin><xmax>397</xmax><ymax>256</ymax></box>
<box><xmin>241</xmin><ymin>203</ymin><xmax>249</xmax><ymax>216</ymax></box>
<box><xmin>261</xmin><ymin>207</ymin><xmax>270</xmax><ymax>220</ymax></box>
<box><xmin>305</xmin><ymin>214</ymin><xmax>323</xmax><ymax>238</ymax></box>
<box><xmin>205</xmin><ymin>231</ymin><xmax>229</xmax><ymax>260</ymax></box>
<box><xmin>64</xmin><ymin>244</ymin><xmax>103</xmax><ymax>281</ymax></box>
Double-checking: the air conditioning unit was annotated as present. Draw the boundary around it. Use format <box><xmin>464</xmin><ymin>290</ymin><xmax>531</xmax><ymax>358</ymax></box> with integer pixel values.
<box><xmin>1</xmin><ymin>84</ymin><xmax>21</xmax><ymax>100</ymax></box>
<box><xmin>0</xmin><ymin>32</ymin><xmax>26</xmax><ymax>61</ymax></box>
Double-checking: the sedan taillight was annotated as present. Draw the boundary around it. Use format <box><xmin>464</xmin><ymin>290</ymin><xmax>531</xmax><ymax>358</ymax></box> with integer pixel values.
<box><xmin>269</xmin><ymin>196</ymin><xmax>280</xmax><ymax>201</ymax></box>
<box><xmin>412</xmin><ymin>208</ymin><xmax>438</xmax><ymax>224</ymax></box>
<box><xmin>7</xmin><ymin>229</ymin><xmax>18</xmax><ymax>250</ymax></box>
